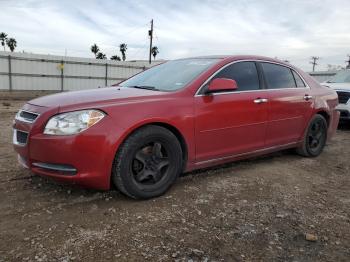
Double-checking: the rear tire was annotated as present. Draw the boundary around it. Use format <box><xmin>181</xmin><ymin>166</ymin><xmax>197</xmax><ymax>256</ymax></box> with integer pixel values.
<box><xmin>112</xmin><ymin>125</ymin><xmax>183</xmax><ymax>199</ymax></box>
<box><xmin>296</xmin><ymin>114</ymin><xmax>327</xmax><ymax>157</ymax></box>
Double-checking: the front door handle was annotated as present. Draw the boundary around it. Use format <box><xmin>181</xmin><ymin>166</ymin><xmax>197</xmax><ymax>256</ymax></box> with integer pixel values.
<box><xmin>304</xmin><ymin>94</ymin><xmax>313</xmax><ymax>101</ymax></box>
<box><xmin>254</xmin><ymin>98</ymin><xmax>268</xmax><ymax>104</ymax></box>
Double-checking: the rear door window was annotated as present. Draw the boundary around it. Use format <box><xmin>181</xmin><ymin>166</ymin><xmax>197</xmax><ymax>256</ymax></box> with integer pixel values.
<box><xmin>261</xmin><ymin>63</ymin><xmax>296</xmax><ymax>89</ymax></box>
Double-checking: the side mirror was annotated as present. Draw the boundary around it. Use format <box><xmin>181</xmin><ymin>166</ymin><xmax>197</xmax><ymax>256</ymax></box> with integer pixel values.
<box><xmin>207</xmin><ymin>78</ymin><xmax>238</xmax><ymax>93</ymax></box>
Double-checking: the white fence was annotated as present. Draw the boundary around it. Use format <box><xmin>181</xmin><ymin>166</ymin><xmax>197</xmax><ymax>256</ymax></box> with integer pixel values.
<box><xmin>0</xmin><ymin>51</ymin><xmax>162</xmax><ymax>91</ymax></box>
<box><xmin>1</xmin><ymin>51</ymin><xmax>336</xmax><ymax>90</ymax></box>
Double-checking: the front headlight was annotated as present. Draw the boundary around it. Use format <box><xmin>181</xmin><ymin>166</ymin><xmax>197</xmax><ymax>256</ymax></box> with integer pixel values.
<box><xmin>44</xmin><ymin>110</ymin><xmax>105</xmax><ymax>135</ymax></box>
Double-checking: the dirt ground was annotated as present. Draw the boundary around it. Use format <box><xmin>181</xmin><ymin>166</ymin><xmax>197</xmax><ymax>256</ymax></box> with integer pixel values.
<box><xmin>0</xmin><ymin>95</ymin><xmax>349</xmax><ymax>262</ymax></box>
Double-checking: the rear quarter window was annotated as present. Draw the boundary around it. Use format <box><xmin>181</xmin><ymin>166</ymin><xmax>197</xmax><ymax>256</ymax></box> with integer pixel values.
<box><xmin>292</xmin><ymin>70</ymin><xmax>306</xmax><ymax>87</ymax></box>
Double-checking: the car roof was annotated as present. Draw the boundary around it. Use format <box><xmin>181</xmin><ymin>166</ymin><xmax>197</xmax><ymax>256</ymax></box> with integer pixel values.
<box><xmin>178</xmin><ymin>55</ymin><xmax>292</xmax><ymax>67</ymax></box>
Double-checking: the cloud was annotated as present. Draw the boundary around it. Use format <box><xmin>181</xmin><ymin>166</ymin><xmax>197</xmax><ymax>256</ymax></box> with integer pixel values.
<box><xmin>0</xmin><ymin>0</ymin><xmax>349</xmax><ymax>70</ymax></box>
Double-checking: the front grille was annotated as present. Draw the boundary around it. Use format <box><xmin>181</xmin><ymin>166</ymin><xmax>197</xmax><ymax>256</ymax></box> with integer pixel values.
<box><xmin>13</xmin><ymin>129</ymin><xmax>28</xmax><ymax>146</ymax></box>
<box><xmin>17</xmin><ymin>130</ymin><xmax>28</xmax><ymax>144</ymax></box>
<box><xmin>16</xmin><ymin>110</ymin><xmax>39</xmax><ymax>123</ymax></box>
<box><xmin>337</xmin><ymin>91</ymin><xmax>350</xmax><ymax>104</ymax></box>
<box><xmin>339</xmin><ymin>110</ymin><xmax>350</xmax><ymax>118</ymax></box>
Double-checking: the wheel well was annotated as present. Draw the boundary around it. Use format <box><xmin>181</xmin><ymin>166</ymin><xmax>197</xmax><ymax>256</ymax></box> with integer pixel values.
<box><xmin>316</xmin><ymin>111</ymin><xmax>330</xmax><ymax>127</ymax></box>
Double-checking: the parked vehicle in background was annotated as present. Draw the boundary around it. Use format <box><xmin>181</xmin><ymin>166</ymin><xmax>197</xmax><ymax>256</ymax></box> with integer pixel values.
<box><xmin>322</xmin><ymin>70</ymin><xmax>350</xmax><ymax>121</ymax></box>
<box><xmin>13</xmin><ymin>55</ymin><xmax>339</xmax><ymax>199</ymax></box>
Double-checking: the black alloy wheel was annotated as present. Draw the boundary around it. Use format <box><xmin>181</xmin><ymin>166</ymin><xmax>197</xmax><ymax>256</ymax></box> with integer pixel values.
<box><xmin>112</xmin><ymin>125</ymin><xmax>183</xmax><ymax>199</ymax></box>
<box><xmin>307</xmin><ymin>118</ymin><xmax>326</xmax><ymax>154</ymax></box>
<box><xmin>297</xmin><ymin>114</ymin><xmax>327</xmax><ymax>157</ymax></box>
<box><xmin>132</xmin><ymin>142</ymin><xmax>170</xmax><ymax>187</ymax></box>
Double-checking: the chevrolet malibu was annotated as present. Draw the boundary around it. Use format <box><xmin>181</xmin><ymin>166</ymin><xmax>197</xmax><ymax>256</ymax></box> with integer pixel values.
<box><xmin>13</xmin><ymin>55</ymin><xmax>339</xmax><ymax>199</ymax></box>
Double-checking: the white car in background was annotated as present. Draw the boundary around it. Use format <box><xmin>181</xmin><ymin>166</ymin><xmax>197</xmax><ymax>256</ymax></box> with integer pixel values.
<box><xmin>323</xmin><ymin>70</ymin><xmax>350</xmax><ymax>122</ymax></box>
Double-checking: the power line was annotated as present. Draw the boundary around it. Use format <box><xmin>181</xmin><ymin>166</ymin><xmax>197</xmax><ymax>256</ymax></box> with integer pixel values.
<box><xmin>128</xmin><ymin>44</ymin><xmax>149</xmax><ymax>60</ymax></box>
<box><xmin>111</xmin><ymin>22</ymin><xmax>151</xmax><ymax>45</ymax></box>
<box><xmin>310</xmin><ymin>56</ymin><xmax>320</xmax><ymax>72</ymax></box>
<box><xmin>153</xmin><ymin>31</ymin><xmax>159</xmax><ymax>42</ymax></box>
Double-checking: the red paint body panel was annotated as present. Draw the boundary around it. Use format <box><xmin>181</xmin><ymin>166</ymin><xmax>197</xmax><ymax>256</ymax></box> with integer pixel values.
<box><xmin>194</xmin><ymin>92</ymin><xmax>268</xmax><ymax>161</ymax></box>
<box><xmin>208</xmin><ymin>78</ymin><xmax>238</xmax><ymax>92</ymax></box>
<box><xmin>264</xmin><ymin>87</ymin><xmax>313</xmax><ymax>146</ymax></box>
<box><xmin>13</xmin><ymin>55</ymin><xmax>339</xmax><ymax>190</ymax></box>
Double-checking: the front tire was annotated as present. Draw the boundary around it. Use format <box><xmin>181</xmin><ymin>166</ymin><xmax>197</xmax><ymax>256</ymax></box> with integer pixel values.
<box><xmin>296</xmin><ymin>114</ymin><xmax>327</xmax><ymax>157</ymax></box>
<box><xmin>112</xmin><ymin>125</ymin><xmax>183</xmax><ymax>199</ymax></box>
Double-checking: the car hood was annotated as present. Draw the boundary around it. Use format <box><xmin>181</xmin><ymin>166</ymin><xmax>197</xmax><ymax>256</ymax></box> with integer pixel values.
<box><xmin>321</xmin><ymin>82</ymin><xmax>350</xmax><ymax>91</ymax></box>
<box><xmin>28</xmin><ymin>87</ymin><xmax>166</xmax><ymax>109</ymax></box>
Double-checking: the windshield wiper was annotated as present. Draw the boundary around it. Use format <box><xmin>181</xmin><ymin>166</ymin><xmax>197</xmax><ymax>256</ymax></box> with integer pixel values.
<box><xmin>127</xmin><ymin>85</ymin><xmax>159</xmax><ymax>91</ymax></box>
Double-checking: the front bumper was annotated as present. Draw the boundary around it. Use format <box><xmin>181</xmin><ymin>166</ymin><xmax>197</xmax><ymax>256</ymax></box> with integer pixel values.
<box><xmin>13</xmin><ymin>104</ymin><xmax>125</xmax><ymax>190</ymax></box>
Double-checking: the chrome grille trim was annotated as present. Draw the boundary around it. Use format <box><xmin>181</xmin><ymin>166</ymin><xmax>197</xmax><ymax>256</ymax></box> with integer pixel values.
<box><xmin>15</xmin><ymin>110</ymin><xmax>40</xmax><ymax>123</ymax></box>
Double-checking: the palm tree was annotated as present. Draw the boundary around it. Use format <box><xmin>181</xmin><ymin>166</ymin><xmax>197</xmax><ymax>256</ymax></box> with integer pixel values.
<box><xmin>0</xmin><ymin>32</ymin><xmax>8</xmax><ymax>51</ymax></box>
<box><xmin>119</xmin><ymin>43</ymin><xmax>127</xmax><ymax>61</ymax></box>
<box><xmin>96</xmin><ymin>52</ymin><xmax>106</xmax><ymax>59</ymax></box>
<box><xmin>110</xmin><ymin>55</ymin><xmax>121</xmax><ymax>61</ymax></box>
<box><xmin>6</xmin><ymin>38</ymin><xmax>17</xmax><ymax>52</ymax></box>
<box><xmin>151</xmin><ymin>46</ymin><xmax>159</xmax><ymax>60</ymax></box>
<box><xmin>91</xmin><ymin>44</ymin><xmax>100</xmax><ymax>58</ymax></box>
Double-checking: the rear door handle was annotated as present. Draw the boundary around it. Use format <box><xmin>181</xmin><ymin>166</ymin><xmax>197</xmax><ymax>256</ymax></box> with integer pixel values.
<box><xmin>254</xmin><ymin>98</ymin><xmax>268</xmax><ymax>104</ymax></box>
<box><xmin>304</xmin><ymin>95</ymin><xmax>313</xmax><ymax>101</ymax></box>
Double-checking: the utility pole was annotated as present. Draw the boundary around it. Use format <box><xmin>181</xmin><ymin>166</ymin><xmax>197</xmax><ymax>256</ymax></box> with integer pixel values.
<box><xmin>346</xmin><ymin>54</ymin><xmax>350</xmax><ymax>69</ymax></box>
<box><xmin>148</xmin><ymin>19</ymin><xmax>153</xmax><ymax>64</ymax></box>
<box><xmin>310</xmin><ymin>56</ymin><xmax>319</xmax><ymax>72</ymax></box>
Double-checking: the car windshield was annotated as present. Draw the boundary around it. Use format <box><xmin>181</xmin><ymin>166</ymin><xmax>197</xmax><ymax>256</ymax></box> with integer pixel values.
<box><xmin>119</xmin><ymin>58</ymin><xmax>220</xmax><ymax>91</ymax></box>
<box><xmin>328</xmin><ymin>70</ymin><xmax>350</xmax><ymax>83</ymax></box>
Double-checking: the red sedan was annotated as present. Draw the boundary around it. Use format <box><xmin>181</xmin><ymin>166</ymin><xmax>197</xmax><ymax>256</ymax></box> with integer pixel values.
<box><xmin>13</xmin><ymin>55</ymin><xmax>339</xmax><ymax>199</ymax></box>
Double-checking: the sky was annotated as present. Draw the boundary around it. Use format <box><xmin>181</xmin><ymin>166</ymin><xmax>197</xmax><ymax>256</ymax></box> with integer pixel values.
<box><xmin>1</xmin><ymin>0</ymin><xmax>350</xmax><ymax>71</ymax></box>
